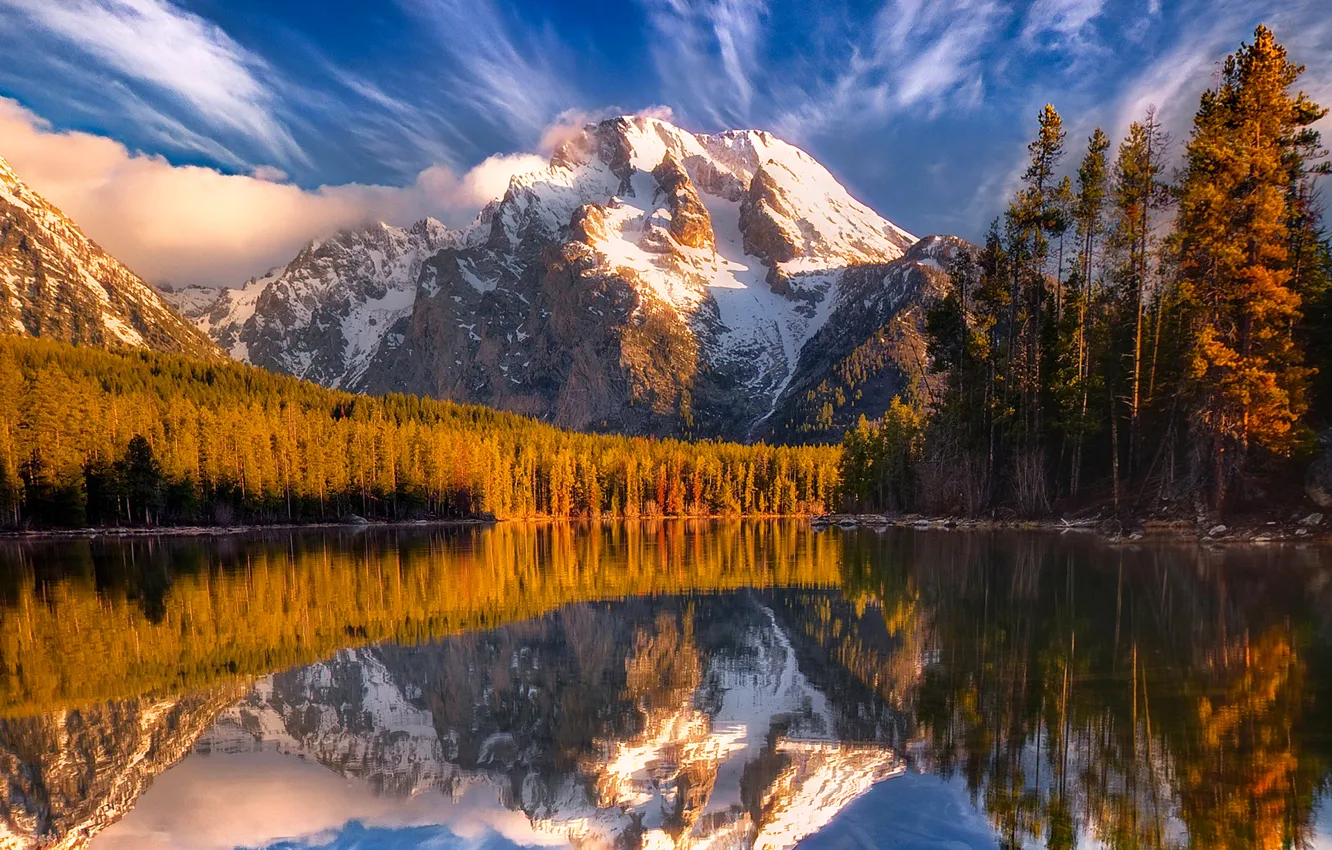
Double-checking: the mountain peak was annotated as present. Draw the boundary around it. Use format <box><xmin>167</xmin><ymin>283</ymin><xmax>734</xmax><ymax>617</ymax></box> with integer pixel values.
<box><xmin>177</xmin><ymin>217</ymin><xmax>456</xmax><ymax>388</ymax></box>
<box><xmin>0</xmin><ymin>153</ymin><xmax>221</xmax><ymax>358</ymax></box>
<box><xmin>0</xmin><ymin>154</ymin><xmax>18</xmax><ymax>185</ymax></box>
<box><xmin>177</xmin><ymin>120</ymin><xmax>945</xmax><ymax>441</ymax></box>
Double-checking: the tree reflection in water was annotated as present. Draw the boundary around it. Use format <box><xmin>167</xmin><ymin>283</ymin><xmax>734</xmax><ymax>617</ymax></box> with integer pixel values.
<box><xmin>835</xmin><ymin>532</ymin><xmax>1332</xmax><ymax>850</ymax></box>
<box><xmin>0</xmin><ymin>524</ymin><xmax>1328</xmax><ymax>849</ymax></box>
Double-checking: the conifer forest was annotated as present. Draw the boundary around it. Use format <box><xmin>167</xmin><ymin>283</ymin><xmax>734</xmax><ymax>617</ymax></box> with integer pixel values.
<box><xmin>841</xmin><ymin>27</ymin><xmax>1332</xmax><ymax>519</ymax></box>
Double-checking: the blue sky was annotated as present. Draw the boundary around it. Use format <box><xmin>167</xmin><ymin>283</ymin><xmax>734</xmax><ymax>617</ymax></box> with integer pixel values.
<box><xmin>0</xmin><ymin>0</ymin><xmax>1328</xmax><ymax>287</ymax></box>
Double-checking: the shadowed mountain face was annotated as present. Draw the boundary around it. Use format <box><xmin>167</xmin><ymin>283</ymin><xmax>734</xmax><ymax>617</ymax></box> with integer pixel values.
<box><xmin>171</xmin><ymin>117</ymin><xmax>951</xmax><ymax>441</ymax></box>
<box><xmin>0</xmin><ymin>156</ymin><xmax>220</xmax><ymax>360</ymax></box>
<box><xmin>2</xmin><ymin>525</ymin><xmax>1332</xmax><ymax>850</ymax></box>
<box><xmin>758</xmin><ymin>235</ymin><xmax>967</xmax><ymax>443</ymax></box>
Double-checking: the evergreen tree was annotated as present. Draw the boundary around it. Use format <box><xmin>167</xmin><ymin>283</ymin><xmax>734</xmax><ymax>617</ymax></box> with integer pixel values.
<box><xmin>1108</xmin><ymin>110</ymin><xmax>1171</xmax><ymax>486</ymax></box>
<box><xmin>1297</xmin><ymin>234</ymin><xmax>1332</xmax><ymax>419</ymax></box>
<box><xmin>1065</xmin><ymin>128</ymin><xmax>1111</xmax><ymax>496</ymax></box>
<box><xmin>923</xmin><ymin>227</ymin><xmax>1012</xmax><ymax>514</ymax></box>
<box><xmin>837</xmin><ymin>400</ymin><xmax>923</xmax><ymax>513</ymax></box>
<box><xmin>123</xmin><ymin>435</ymin><xmax>165</xmax><ymax>525</ymax></box>
<box><xmin>1174</xmin><ymin>25</ymin><xmax>1327</xmax><ymax>510</ymax></box>
<box><xmin>1010</xmin><ymin>105</ymin><xmax>1068</xmax><ymax>446</ymax></box>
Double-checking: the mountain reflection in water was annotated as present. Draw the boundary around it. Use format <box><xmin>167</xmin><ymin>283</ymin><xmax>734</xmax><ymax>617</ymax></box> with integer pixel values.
<box><xmin>0</xmin><ymin>522</ymin><xmax>1330</xmax><ymax>849</ymax></box>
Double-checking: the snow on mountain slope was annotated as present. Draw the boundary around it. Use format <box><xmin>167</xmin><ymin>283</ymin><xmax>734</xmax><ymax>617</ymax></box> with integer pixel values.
<box><xmin>362</xmin><ymin>116</ymin><xmax>924</xmax><ymax>438</ymax></box>
<box><xmin>182</xmin><ymin>115</ymin><xmax>931</xmax><ymax>439</ymax></box>
<box><xmin>0</xmin><ymin>155</ymin><xmax>220</xmax><ymax>359</ymax></box>
<box><xmin>527</xmin><ymin>118</ymin><xmax>913</xmax><ymax>379</ymax></box>
<box><xmin>154</xmin><ymin>282</ymin><xmax>220</xmax><ymax>318</ymax></box>
<box><xmin>172</xmin><ymin>219</ymin><xmax>453</xmax><ymax>388</ymax></box>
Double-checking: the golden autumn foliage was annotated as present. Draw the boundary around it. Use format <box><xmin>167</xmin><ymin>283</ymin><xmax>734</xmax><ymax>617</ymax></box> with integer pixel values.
<box><xmin>1176</xmin><ymin>26</ymin><xmax>1327</xmax><ymax>504</ymax></box>
<box><xmin>0</xmin><ymin>337</ymin><xmax>841</xmax><ymax>527</ymax></box>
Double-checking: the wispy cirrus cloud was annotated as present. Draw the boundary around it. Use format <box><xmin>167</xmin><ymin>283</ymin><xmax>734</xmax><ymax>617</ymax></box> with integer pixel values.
<box><xmin>0</xmin><ymin>0</ymin><xmax>301</xmax><ymax>164</ymax></box>
<box><xmin>881</xmin><ymin>0</ymin><xmax>1007</xmax><ymax>110</ymax></box>
<box><xmin>1020</xmin><ymin>0</ymin><xmax>1107</xmax><ymax>49</ymax></box>
<box><xmin>768</xmin><ymin>0</ymin><xmax>1008</xmax><ymax>141</ymax></box>
<box><xmin>639</xmin><ymin>0</ymin><xmax>768</xmax><ymax>127</ymax></box>
<box><xmin>394</xmin><ymin>0</ymin><xmax>577</xmax><ymax>145</ymax></box>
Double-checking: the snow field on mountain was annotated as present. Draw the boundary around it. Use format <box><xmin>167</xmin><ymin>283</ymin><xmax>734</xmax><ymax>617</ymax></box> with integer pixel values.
<box><xmin>171</xmin><ymin>115</ymin><xmax>930</xmax><ymax>435</ymax></box>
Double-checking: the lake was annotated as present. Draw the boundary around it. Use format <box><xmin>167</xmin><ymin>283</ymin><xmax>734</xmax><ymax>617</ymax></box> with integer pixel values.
<box><xmin>1</xmin><ymin>522</ymin><xmax>1330</xmax><ymax>849</ymax></box>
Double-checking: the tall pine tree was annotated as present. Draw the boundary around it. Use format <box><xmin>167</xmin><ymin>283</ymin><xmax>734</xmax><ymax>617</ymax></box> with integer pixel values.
<box><xmin>1065</xmin><ymin>128</ymin><xmax>1111</xmax><ymax>497</ymax></box>
<box><xmin>1174</xmin><ymin>25</ymin><xmax>1327</xmax><ymax>510</ymax></box>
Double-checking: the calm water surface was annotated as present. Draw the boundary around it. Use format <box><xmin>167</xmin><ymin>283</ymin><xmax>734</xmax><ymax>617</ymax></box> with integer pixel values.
<box><xmin>1</xmin><ymin>522</ymin><xmax>1330</xmax><ymax>849</ymax></box>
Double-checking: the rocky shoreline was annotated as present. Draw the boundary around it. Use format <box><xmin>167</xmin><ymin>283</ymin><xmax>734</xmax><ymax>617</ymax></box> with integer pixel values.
<box><xmin>811</xmin><ymin>512</ymin><xmax>1332</xmax><ymax>544</ymax></box>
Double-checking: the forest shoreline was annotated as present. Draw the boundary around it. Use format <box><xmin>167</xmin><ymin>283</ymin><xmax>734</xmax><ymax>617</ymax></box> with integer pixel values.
<box><xmin>0</xmin><ymin>516</ymin><xmax>498</xmax><ymax>540</ymax></box>
<box><xmin>12</xmin><ymin>513</ymin><xmax>1327</xmax><ymax>545</ymax></box>
<box><xmin>0</xmin><ymin>513</ymin><xmax>844</xmax><ymax>540</ymax></box>
<box><xmin>812</xmin><ymin>512</ymin><xmax>1332</xmax><ymax>545</ymax></box>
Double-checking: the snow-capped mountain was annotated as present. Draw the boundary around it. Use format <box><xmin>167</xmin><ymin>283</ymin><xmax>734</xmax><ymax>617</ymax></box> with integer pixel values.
<box><xmin>182</xmin><ymin>116</ymin><xmax>946</xmax><ymax>439</ymax></box>
<box><xmin>164</xmin><ymin>219</ymin><xmax>452</xmax><ymax>388</ymax></box>
<box><xmin>0</xmin><ymin>155</ymin><xmax>220</xmax><ymax>360</ymax></box>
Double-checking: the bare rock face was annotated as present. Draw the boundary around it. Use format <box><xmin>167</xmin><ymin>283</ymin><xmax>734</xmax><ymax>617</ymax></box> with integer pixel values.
<box><xmin>183</xmin><ymin>114</ymin><xmax>934</xmax><ymax>441</ymax></box>
<box><xmin>688</xmin><ymin>156</ymin><xmax>748</xmax><ymax>202</ymax></box>
<box><xmin>652</xmin><ymin>154</ymin><xmax>715</xmax><ymax>251</ymax></box>
<box><xmin>570</xmin><ymin>203</ymin><xmax>609</xmax><ymax>245</ymax></box>
<box><xmin>595</xmin><ymin>117</ymin><xmax>637</xmax><ymax>196</ymax></box>
<box><xmin>538</xmin><ymin>242</ymin><xmax>690</xmax><ymax>435</ymax></box>
<box><xmin>740</xmin><ymin>165</ymin><xmax>803</xmax><ymax>269</ymax></box>
<box><xmin>0</xmin><ymin>156</ymin><xmax>220</xmax><ymax>360</ymax></box>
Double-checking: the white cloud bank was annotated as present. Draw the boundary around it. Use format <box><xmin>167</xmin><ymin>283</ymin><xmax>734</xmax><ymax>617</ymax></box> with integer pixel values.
<box><xmin>0</xmin><ymin>98</ymin><xmax>545</xmax><ymax>288</ymax></box>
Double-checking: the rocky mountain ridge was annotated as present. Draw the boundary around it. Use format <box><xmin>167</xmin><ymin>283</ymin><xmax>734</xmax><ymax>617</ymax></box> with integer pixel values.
<box><xmin>173</xmin><ymin>116</ymin><xmax>957</xmax><ymax>440</ymax></box>
<box><xmin>164</xmin><ymin>218</ymin><xmax>453</xmax><ymax>388</ymax></box>
<box><xmin>0</xmin><ymin>155</ymin><xmax>219</xmax><ymax>360</ymax></box>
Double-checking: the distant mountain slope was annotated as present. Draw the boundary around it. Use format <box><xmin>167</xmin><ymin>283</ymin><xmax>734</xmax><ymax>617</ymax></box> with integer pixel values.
<box><xmin>0</xmin><ymin>155</ymin><xmax>220</xmax><ymax>360</ymax></box>
<box><xmin>760</xmin><ymin>236</ymin><xmax>968</xmax><ymax>443</ymax></box>
<box><xmin>180</xmin><ymin>116</ymin><xmax>947</xmax><ymax>440</ymax></box>
<box><xmin>164</xmin><ymin>219</ymin><xmax>452</xmax><ymax>388</ymax></box>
